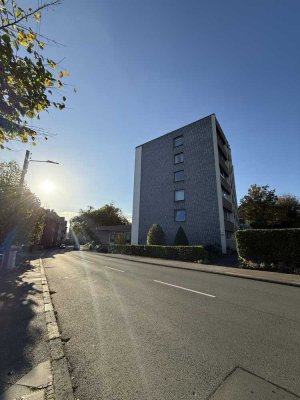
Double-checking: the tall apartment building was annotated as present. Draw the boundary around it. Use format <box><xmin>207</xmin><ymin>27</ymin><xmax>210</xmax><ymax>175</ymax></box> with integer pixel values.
<box><xmin>131</xmin><ymin>114</ymin><xmax>239</xmax><ymax>253</ymax></box>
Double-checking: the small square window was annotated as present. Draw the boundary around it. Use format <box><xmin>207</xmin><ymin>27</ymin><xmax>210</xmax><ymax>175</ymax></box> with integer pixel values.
<box><xmin>174</xmin><ymin>170</ymin><xmax>184</xmax><ymax>182</ymax></box>
<box><xmin>174</xmin><ymin>153</ymin><xmax>184</xmax><ymax>164</ymax></box>
<box><xmin>174</xmin><ymin>136</ymin><xmax>183</xmax><ymax>147</ymax></box>
<box><xmin>175</xmin><ymin>209</ymin><xmax>186</xmax><ymax>222</ymax></box>
<box><xmin>175</xmin><ymin>190</ymin><xmax>185</xmax><ymax>201</ymax></box>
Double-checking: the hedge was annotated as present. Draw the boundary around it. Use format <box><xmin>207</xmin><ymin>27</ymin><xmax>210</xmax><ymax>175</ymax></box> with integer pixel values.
<box><xmin>110</xmin><ymin>244</ymin><xmax>209</xmax><ymax>262</ymax></box>
<box><xmin>236</xmin><ymin>229</ymin><xmax>300</xmax><ymax>272</ymax></box>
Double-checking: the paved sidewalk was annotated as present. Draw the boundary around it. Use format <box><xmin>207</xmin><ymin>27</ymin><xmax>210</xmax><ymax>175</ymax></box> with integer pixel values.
<box><xmin>99</xmin><ymin>253</ymin><xmax>300</xmax><ymax>287</ymax></box>
<box><xmin>0</xmin><ymin>259</ymin><xmax>54</xmax><ymax>400</ymax></box>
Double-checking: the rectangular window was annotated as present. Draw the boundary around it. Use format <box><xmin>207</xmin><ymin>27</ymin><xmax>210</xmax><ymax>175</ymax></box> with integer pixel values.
<box><xmin>174</xmin><ymin>152</ymin><xmax>184</xmax><ymax>164</ymax></box>
<box><xmin>174</xmin><ymin>170</ymin><xmax>184</xmax><ymax>182</ymax></box>
<box><xmin>175</xmin><ymin>209</ymin><xmax>186</xmax><ymax>222</ymax></box>
<box><xmin>174</xmin><ymin>136</ymin><xmax>183</xmax><ymax>147</ymax></box>
<box><xmin>175</xmin><ymin>189</ymin><xmax>185</xmax><ymax>201</ymax></box>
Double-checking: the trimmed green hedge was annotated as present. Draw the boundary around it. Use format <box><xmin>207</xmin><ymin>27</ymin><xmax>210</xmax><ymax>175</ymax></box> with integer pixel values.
<box><xmin>236</xmin><ymin>229</ymin><xmax>300</xmax><ymax>272</ymax></box>
<box><xmin>110</xmin><ymin>244</ymin><xmax>209</xmax><ymax>262</ymax></box>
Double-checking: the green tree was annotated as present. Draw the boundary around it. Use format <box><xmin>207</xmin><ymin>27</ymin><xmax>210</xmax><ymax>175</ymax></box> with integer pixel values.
<box><xmin>239</xmin><ymin>184</ymin><xmax>277</xmax><ymax>228</ymax></box>
<box><xmin>174</xmin><ymin>226</ymin><xmax>189</xmax><ymax>245</ymax></box>
<box><xmin>0</xmin><ymin>0</ymin><xmax>70</xmax><ymax>149</ymax></box>
<box><xmin>71</xmin><ymin>203</ymin><xmax>129</xmax><ymax>241</ymax></box>
<box><xmin>147</xmin><ymin>224</ymin><xmax>165</xmax><ymax>245</ymax></box>
<box><xmin>274</xmin><ymin>194</ymin><xmax>300</xmax><ymax>228</ymax></box>
<box><xmin>0</xmin><ymin>161</ymin><xmax>45</xmax><ymax>246</ymax></box>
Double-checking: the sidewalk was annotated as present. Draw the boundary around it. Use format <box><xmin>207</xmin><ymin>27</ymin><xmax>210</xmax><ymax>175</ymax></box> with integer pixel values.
<box><xmin>99</xmin><ymin>253</ymin><xmax>300</xmax><ymax>287</ymax></box>
<box><xmin>0</xmin><ymin>259</ymin><xmax>54</xmax><ymax>400</ymax></box>
<box><xmin>0</xmin><ymin>253</ymin><xmax>74</xmax><ymax>400</ymax></box>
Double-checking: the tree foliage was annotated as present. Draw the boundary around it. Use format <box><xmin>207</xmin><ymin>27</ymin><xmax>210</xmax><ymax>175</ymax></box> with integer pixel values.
<box><xmin>147</xmin><ymin>224</ymin><xmax>165</xmax><ymax>245</ymax></box>
<box><xmin>174</xmin><ymin>226</ymin><xmax>189</xmax><ymax>245</ymax></box>
<box><xmin>0</xmin><ymin>0</ymin><xmax>70</xmax><ymax>148</ymax></box>
<box><xmin>0</xmin><ymin>161</ymin><xmax>45</xmax><ymax>246</ymax></box>
<box><xmin>274</xmin><ymin>194</ymin><xmax>300</xmax><ymax>228</ymax></box>
<box><xmin>71</xmin><ymin>203</ymin><xmax>129</xmax><ymax>241</ymax></box>
<box><xmin>239</xmin><ymin>185</ymin><xmax>277</xmax><ymax>228</ymax></box>
<box><xmin>239</xmin><ymin>184</ymin><xmax>300</xmax><ymax>228</ymax></box>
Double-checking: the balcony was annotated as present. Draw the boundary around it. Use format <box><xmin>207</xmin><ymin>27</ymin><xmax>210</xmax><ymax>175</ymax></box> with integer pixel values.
<box><xmin>219</xmin><ymin>157</ymin><xmax>229</xmax><ymax>176</ymax></box>
<box><xmin>224</xmin><ymin>220</ymin><xmax>235</xmax><ymax>232</ymax></box>
<box><xmin>222</xmin><ymin>196</ymin><xmax>233</xmax><ymax>212</ymax></box>
<box><xmin>220</xmin><ymin>176</ymin><xmax>231</xmax><ymax>194</ymax></box>
<box><xmin>218</xmin><ymin>137</ymin><xmax>227</xmax><ymax>159</ymax></box>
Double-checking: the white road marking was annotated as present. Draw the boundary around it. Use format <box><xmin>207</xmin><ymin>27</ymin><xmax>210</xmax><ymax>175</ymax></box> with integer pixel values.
<box><xmin>72</xmin><ymin>256</ymin><xmax>94</xmax><ymax>264</ymax></box>
<box><xmin>154</xmin><ymin>280</ymin><xmax>216</xmax><ymax>298</ymax></box>
<box><xmin>105</xmin><ymin>266</ymin><xmax>125</xmax><ymax>273</ymax></box>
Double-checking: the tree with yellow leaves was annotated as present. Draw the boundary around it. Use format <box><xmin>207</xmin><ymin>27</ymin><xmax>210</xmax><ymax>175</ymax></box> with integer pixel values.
<box><xmin>0</xmin><ymin>0</ymin><xmax>71</xmax><ymax>148</ymax></box>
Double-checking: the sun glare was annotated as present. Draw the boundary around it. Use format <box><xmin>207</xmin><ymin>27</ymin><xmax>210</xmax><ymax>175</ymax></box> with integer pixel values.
<box><xmin>40</xmin><ymin>180</ymin><xmax>55</xmax><ymax>194</ymax></box>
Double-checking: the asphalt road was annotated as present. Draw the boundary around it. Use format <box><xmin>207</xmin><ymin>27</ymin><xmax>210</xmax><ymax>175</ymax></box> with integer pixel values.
<box><xmin>43</xmin><ymin>250</ymin><xmax>300</xmax><ymax>400</ymax></box>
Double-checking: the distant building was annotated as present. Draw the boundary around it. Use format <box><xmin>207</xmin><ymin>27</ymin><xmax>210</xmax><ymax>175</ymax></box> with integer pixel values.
<box><xmin>131</xmin><ymin>114</ymin><xmax>238</xmax><ymax>253</ymax></box>
<box><xmin>95</xmin><ymin>225</ymin><xmax>131</xmax><ymax>245</ymax></box>
<box><xmin>40</xmin><ymin>210</ymin><xmax>67</xmax><ymax>248</ymax></box>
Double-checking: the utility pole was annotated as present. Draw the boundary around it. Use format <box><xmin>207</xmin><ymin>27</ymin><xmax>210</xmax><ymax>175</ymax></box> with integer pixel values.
<box><xmin>20</xmin><ymin>150</ymin><xmax>30</xmax><ymax>187</ymax></box>
<box><xmin>19</xmin><ymin>150</ymin><xmax>59</xmax><ymax>186</ymax></box>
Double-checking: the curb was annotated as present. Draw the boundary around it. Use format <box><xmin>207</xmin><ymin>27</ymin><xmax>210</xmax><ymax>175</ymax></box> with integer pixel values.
<box><xmin>99</xmin><ymin>253</ymin><xmax>300</xmax><ymax>288</ymax></box>
<box><xmin>40</xmin><ymin>258</ymin><xmax>74</xmax><ymax>400</ymax></box>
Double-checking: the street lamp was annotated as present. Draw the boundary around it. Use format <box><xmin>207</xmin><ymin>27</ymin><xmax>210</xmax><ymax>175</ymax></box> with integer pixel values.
<box><xmin>20</xmin><ymin>150</ymin><xmax>59</xmax><ymax>186</ymax></box>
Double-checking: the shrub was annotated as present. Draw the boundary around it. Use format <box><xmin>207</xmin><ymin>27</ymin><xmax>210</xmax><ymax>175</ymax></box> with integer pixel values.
<box><xmin>110</xmin><ymin>244</ymin><xmax>209</xmax><ymax>262</ymax></box>
<box><xmin>147</xmin><ymin>224</ymin><xmax>165</xmax><ymax>245</ymax></box>
<box><xmin>174</xmin><ymin>226</ymin><xmax>189</xmax><ymax>245</ymax></box>
<box><xmin>236</xmin><ymin>229</ymin><xmax>300</xmax><ymax>273</ymax></box>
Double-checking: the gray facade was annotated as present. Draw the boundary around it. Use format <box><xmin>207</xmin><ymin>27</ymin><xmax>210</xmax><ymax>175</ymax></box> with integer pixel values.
<box><xmin>131</xmin><ymin>114</ymin><xmax>238</xmax><ymax>253</ymax></box>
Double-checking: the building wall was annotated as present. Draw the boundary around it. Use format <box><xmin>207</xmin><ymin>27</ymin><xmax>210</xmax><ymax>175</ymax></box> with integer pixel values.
<box><xmin>137</xmin><ymin>115</ymin><xmax>222</xmax><ymax>246</ymax></box>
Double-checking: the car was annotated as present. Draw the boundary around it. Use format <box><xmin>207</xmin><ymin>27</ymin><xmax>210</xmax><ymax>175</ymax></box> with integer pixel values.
<box><xmin>73</xmin><ymin>244</ymin><xmax>80</xmax><ymax>250</ymax></box>
<box><xmin>59</xmin><ymin>244</ymin><xmax>66</xmax><ymax>249</ymax></box>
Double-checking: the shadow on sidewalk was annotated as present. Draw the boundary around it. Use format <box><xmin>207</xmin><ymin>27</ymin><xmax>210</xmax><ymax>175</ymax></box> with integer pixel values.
<box><xmin>209</xmin><ymin>254</ymin><xmax>239</xmax><ymax>268</ymax></box>
<box><xmin>0</xmin><ymin>260</ymin><xmax>43</xmax><ymax>393</ymax></box>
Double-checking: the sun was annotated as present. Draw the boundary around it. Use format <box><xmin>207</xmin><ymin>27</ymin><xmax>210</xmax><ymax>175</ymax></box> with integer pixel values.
<box><xmin>40</xmin><ymin>180</ymin><xmax>55</xmax><ymax>193</ymax></box>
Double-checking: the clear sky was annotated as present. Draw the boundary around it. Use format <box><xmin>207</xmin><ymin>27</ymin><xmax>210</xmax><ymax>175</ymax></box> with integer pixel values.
<box><xmin>2</xmin><ymin>0</ymin><xmax>300</xmax><ymax>221</ymax></box>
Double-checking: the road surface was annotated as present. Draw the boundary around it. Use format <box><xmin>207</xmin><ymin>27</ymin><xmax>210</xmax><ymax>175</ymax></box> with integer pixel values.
<box><xmin>43</xmin><ymin>250</ymin><xmax>300</xmax><ymax>400</ymax></box>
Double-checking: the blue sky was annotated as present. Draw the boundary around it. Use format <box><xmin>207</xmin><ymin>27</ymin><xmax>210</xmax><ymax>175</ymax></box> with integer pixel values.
<box><xmin>2</xmin><ymin>0</ymin><xmax>300</xmax><ymax>220</ymax></box>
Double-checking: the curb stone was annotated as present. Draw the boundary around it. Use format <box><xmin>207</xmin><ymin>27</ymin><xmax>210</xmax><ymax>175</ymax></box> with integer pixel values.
<box><xmin>40</xmin><ymin>258</ymin><xmax>74</xmax><ymax>400</ymax></box>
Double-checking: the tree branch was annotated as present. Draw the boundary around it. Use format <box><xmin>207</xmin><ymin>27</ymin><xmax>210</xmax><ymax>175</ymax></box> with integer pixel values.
<box><xmin>0</xmin><ymin>0</ymin><xmax>61</xmax><ymax>30</ymax></box>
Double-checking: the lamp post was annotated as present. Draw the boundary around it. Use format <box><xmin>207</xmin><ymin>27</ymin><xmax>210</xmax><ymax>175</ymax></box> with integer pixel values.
<box><xmin>20</xmin><ymin>150</ymin><xmax>59</xmax><ymax>186</ymax></box>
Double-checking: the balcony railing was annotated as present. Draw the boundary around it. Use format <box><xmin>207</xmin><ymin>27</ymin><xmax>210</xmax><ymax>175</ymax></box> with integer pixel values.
<box><xmin>219</xmin><ymin>157</ymin><xmax>229</xmax><ymax>176</ymax></box>
<box><xmin>220</xmin><ymin>176</ymin><xmax>231</xmax><ymax>194</ymax></box>
<box><xmin>224</xmin><ymin>220</ymin><xmax>235</xmax><ymax>232</ymax></box>
<box><xmin>222</xmin><ymin>196</ymin><xmax>233</xmax><ymax>212</ymax></box>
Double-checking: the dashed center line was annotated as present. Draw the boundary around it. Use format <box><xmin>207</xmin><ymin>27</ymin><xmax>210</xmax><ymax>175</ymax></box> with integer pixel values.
<box><xmin>105</xmin><ymin>266</ymin><xmax>125</xmax><ymax>273</ymax></box>
<box><xmin>154</xmin><ymin>280</ymin><xmax>216</xmax><ymax>298</ymax></box>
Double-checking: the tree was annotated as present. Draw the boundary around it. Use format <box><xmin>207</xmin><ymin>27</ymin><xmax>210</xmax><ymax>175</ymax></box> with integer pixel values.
<box><xmin>0</xmin><ymin>0</ymin><xmax>70</xmax><ymax>149</ymax></box>
<box><xmin>0</xmin><ymin>161</ymin><xmax>45</xmax><ymax>247</ymax></box>
<box><xmin>147</xmin><ymin>224</ymin><xmax>165</xmax><ymax>245</ymax></box>
<box><xmin>71</xmin><ymin>203</ymin><xmax>129</xmax><ymax>241</ymax></box>
<box><xmin>174</xmin><ymin>226</ymin><xmax>189</xmax><ymax>245</ymax></box>
<box><xmin>238</xmin><ymin>184</ymin><xmax>277</xmax><ymax>228</ymax></box>
<box><xmin>274</xmin><ymin>194</ymin><xmax>300</xmax><ymax>228</ymax></box>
